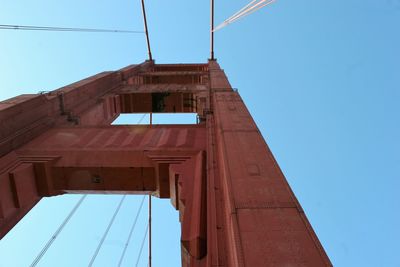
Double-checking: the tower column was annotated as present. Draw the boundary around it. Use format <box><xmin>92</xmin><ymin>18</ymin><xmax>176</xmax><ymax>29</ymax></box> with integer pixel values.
<box><xmin>207</xmin><ymin>61</ymin><xmax>332</xmax><ymax>266</ymax></box>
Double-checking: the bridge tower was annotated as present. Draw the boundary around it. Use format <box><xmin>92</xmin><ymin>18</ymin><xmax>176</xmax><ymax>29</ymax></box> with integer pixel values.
<box><xmin>0</xmin><ymin>60</ymin><xmax>331</xmax><ymax>266</ymax></box>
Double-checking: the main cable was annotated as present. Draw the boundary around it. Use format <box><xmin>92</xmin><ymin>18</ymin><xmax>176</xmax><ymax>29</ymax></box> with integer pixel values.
<box><xmin>30</xmin><ymin>195</ymin><xmax>87</xmax><ymax>267</ymax></box>
<box><xmin>213</xmin><ymin>0</ymin><xmax>276</xmax><ymax>32</ymax></box>
<box><xmin>0</xmin><ymin>24</ymin><xmax>144</xmax><ymax>34</ymax></box>
<box><xmin>88</xmin><ymin>195</ymin><xmax>127</xmax><ymax>267</ymax></box>
<box><xmin>117</xmin><ymin>196</ymin><xmax>146</xmax><ymax>267</ymax></box>
<box><xmin>227</xmin><ymin>0</ymin><xmax>275</xmax><ymax>24</ymax></box>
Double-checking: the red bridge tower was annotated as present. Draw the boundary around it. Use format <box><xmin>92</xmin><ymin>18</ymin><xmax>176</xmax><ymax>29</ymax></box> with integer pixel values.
<box><xmin>0</xmin><ymin>60</ymin><xmax>331</xmax><ymax>266</ymax></box>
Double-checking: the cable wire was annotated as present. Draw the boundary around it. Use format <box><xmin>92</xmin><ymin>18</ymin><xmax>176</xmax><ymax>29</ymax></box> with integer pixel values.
<box><xmin>228</xmin><ymin>0</ymin><xmax>275</xmax><ymax>24</ymax></box>
<box><xmin>0</xmin><ymin>24</ymin><xmax>144</xmax><ymax>34</ymax></box>
<box><xmin>117</xmin><ymin>196</ymin><xmax>146</xmax><ymax>267</ymax></box>
<box><xmin>213</xmin><ymin>0</ymin><xmax>276</xmax><ymax>32</ymax></box>
<box><xmin>135</xmin><ymin>223</ymin><xmax>149</xmax><ymax>267</ymax></box>
<box><xmin>30</xmin><ymin>195</ymin><xmax>87</xmax><ymax>267</ymax></box>
<box><xmin>137</xmin><ymin>113</ymin><xmax>147</xmax><ymax>124</ymax></box>
<box><xmin>226</xmin><ymin>0</ymin><xmax>268</xmax><ymax>23</ymax></box>
<box><xmin>210</xmin><ymin>0</ymin><xmax>215</xmax><ymax>60</ymax></box>
<box><xmin>88</xmin><ymin>195</ymin><xmax>127</xmax><ymax>267</ymax></box>
<box><xmin>140</xmin><ymin>0</ymin><xmax>153</xmax><ymax>60</ymax></box>
<box><xmin>32</xmin><ymin>112</ymin><xmax>150</xmax><ymax>267</ymax></box>
<box><xmin>214</xmin><ymin>0</ymin><xmax>275</xmax><ymax>31</ymax></box>
<box><xmin>148</xmin><ymin>194</ymin><xmax>152</xmax><ymax>267</ymax></box>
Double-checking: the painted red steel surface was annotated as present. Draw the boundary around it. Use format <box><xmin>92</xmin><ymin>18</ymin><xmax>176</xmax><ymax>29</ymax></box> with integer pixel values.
<box><xmin>0</xmin><ymin>61</ymin><xmax>332</xmax><ymax>266</ymax></box>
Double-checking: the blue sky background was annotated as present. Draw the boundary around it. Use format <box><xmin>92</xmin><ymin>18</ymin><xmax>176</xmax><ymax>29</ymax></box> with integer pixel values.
<box><xmin>0</xmin><ymin>0</ymin><xmax>400</xmax><ymax>266</ymax></box>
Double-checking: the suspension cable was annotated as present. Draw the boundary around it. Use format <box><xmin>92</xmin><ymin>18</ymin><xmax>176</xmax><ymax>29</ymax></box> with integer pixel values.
<box><xmin>228</xmin><ymin>0</ymin><xmax>275</xmax><ymax>24</ymax></box>
<box><xmin>30</xmin><ymin>195</ymin><xmax>87</xmax><ymax>267</ymax></box>
<box><xmin>148</xmin><ymin>194</ymin><xmax>152</xmax><ymax>267</ymax></box>
<box><xmin>117</xmin><ymin>196</ymin><xmax>146</xmax><ymax>267</ymax></box>
<box><xmin>88</xmin><ymin>195</ymin><xmax>127</xmax><ymax>267</ymax></box>
<box><xmin>135</xmin><ymin>222</ymin><xmax>149</xmax><ymax>267</ymax></box>
<box><xmin>213</xmin><ymin>0</ymin><xmax>276</xmax><ymax>32</ymax></box>
<box><xmin>137</xmin><ymin>113</ymin><xmax>147</xmax><ymax>124</ymax></box>
<box><xmin>140</xmin><ymin>0</ymin><xmax>153</xmax><ymax>60</ymax></box>
<box><xmin>210</xmin><ymin>0</ymin><xmax>215</xmax><ymax>60</ymax></box>
<box><xmin>0</xmin><ymin>24</ymin><xmax>144</xmax><ymax>34</ymax></box>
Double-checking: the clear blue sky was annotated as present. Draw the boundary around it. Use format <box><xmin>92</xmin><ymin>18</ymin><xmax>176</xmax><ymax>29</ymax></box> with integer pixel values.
<box><xmin>0</xmin><ymin>0</ymin><xmax>400</xmax><ymax>266</ymax></box>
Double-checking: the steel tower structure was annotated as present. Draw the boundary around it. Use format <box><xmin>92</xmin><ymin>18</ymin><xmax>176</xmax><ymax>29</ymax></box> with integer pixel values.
<box><xmin>0</xmin><ymin>60</ymin><xmax>331</xmax><ymax>266</ymax></box>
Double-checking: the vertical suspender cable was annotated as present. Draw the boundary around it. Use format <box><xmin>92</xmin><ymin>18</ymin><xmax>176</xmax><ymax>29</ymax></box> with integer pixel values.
<box><xmin>88</xmin><ymin>195</ymin><xmax>126</xmax><ymax>267</ymax></box>
<box><xmin>117</xmin><ymin>196</ymin><xmax>146</xmax><ymax>267</ymax></box>
<box><xmin>30</xmin><ymin>195</ymin><xmax>87</xmax><ymax>267</ymax></box>
<box><xmin>140</xmin><ymin>0</ymin><xmax>153</xmax><ymax>61</ymax></box>
<box><xmin>148</xmin><ymin>194</ymin><xmax>152</xmax><ymax>267</ymax></box>
<box><xmin>210</xmin><ymin>0</ymin><xmax>215</xmax><ymax>60</ymax></box>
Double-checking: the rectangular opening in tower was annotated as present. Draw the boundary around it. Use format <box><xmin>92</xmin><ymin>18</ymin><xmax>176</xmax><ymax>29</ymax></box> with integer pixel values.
<box><xmin>112</xmin><ymin>113</ymin><xmax>198</xmax><ymax>125</ymax></box>
<box><xmin>118</xmin><ymin>93</ymin><xmax>197</xmax><ymax>113</ymax></box>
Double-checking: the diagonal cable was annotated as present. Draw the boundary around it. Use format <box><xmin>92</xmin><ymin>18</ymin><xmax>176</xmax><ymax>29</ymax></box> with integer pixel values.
<box><xmin>117</xmin><ymin>196</ymin><xmax>146</xmax><ymax>267</ymax></box>
<box><xmin>214</xmin><ymin>0</ymin><xmax>275</xmax><ymax>31</ymax></box>
<box><xmin>88</xmin><ymin>195</ymin><xmax>127</xmax><ymax>267</ymax></box>
<box><xmin>30</xmin><ymin>195</ymin><xmax>87</xmax><ymax>267</ymax></box>
<box><xmin>228</xmin><ymin>0</ymin><xmax>258</xmax><ymax>22</ymax></box>
<box><xmin>137</xmin><ymin>113</ymin><xmax>147</xmax><ymax>124</ymax></box>
<box><xmin>228</xmin><ymin>0</ymin><xmax>275</xmax><ymax>24</ymax></box>
<box><xmin>135</xmin><ymin>223</ymin><xmax>149</xmax><ymax>267</ymax></box>
<box><xmin>0</xmin><ymin>24</ymin><xmax>143</xmax><ymax>34</ymax></box>
<box><xmin>213</xmin><ymin>0</ymin><xmax>276</xmax><ymax>32</ymax></box>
